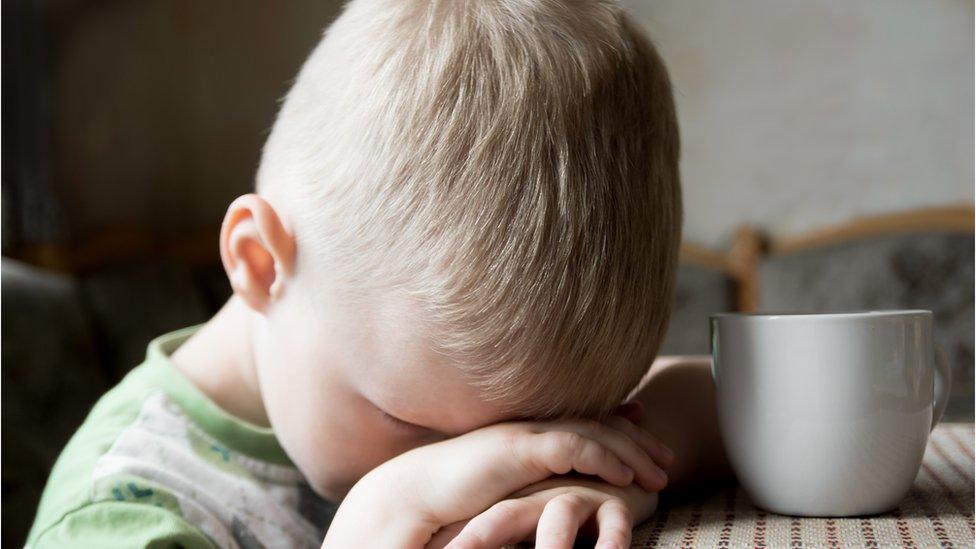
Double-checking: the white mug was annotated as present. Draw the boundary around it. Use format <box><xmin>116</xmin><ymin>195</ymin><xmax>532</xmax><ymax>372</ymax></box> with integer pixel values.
<box><xmin>709</xmin><ymin>310</ymin><xmax>951</xmax><ymax>517</ymax></box>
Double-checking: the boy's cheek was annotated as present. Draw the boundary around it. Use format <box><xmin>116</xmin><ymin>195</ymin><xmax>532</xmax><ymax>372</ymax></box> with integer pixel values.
<box><xmin>279</xmin><ymin>415</ymin><xmax>416</xmax><ymax>501</ymax></box>
<box><xmin>288</xmin><ymin>437</ymin><xmax>370</xmax><ymax>501</ymax></box>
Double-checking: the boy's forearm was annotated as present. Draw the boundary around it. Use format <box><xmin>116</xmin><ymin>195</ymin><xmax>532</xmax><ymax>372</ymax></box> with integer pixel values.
<box><xmin>629</xmin><ymin>356</ymin><xmax>734</xmax><ymax>492</ymax></box>
<box><xmin>324</xmin><ymin>511</ymin><xmax>431</xmax><ymax>549</ymax></box>
<box><xmin>322</xmin><ymin>469</ymin><xmax>436</xmax><ymax>548</ymax></box>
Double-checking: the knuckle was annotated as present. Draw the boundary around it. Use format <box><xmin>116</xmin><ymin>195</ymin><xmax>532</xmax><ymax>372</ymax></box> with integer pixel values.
<box><xmin>517</xmin><ymin>430</ymin><xmax>581</xmax><ymax>477</ymax></box>
<box><xmin>581</xmin><ymin>417</ymin><xmax>605</xmax><ymax>435</ymax></box>
<box><xmin>608</xmin><ymin>416</ymin><xmax>656</xmax><ymax>453</ymax></box>
<box><xmin>604</xmin><ymin>417</ymin><xmax>639</xmax><ymax>444</ymax></box>
<box><xmin>504</xmin><ymin>429</ymin><xmax>531</xmax><ymax>455</ymax></box>
<box><xmin>597</xmin><ymin>440</ymin><xmax>615</xmax><ymax>463</ymax></box>
<box><xmin>560</xmin><ymin>431</ymin><xmax>587</xmax><ymax>457</ymax></box>
<box><xmin>452</xmin><ymin>529</ymin><xmax>491</xmax><ymax>549</ymax></box>
<box><xmin>492</xmin><ymin>422</ymin><xmax>533</xmax><ymax>451</ymax></box>
<box><xmin>550</xmin><ymin>431</ymin><xmax>585</xmax><ymax>474</ymax></box>
<box><xmin>499</xmin><ymin>423</ymin><xmax>529</xmax><ymax>444</ymax></box>
<box><xmin>604</xmin><ymin>415</ymin><xmax>630</xmax><ymax>432</ymax></box>
<box><xmin>613</xmin><ymin>503</ymin><xmax>634</xmax><ymax>524</ymax></box>
<box><xmin>487</xmin><ymin>499</ymin><xmax>523</xmax><ymax>523</ymax></box>
<box><xmin>553</xmin><ymin>492</ymin><xmax>589</xmax><ymax>512</ymax></box>
<box><xmin>505</xmin><ymin>430</ymin><xmax>540</xmax><ymax>478</ymax></box>
<box><xmin>613</xmin><ymin>419</ymin><xmax>646</xmax><ymax>449</ymax></box>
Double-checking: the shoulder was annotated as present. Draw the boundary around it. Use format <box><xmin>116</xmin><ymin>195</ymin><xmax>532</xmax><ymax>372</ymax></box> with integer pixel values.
<box><xmin>27</xmin><ymin>499</ymin><xmax>215</xmax><ymax>549</ymax></box>
<box><xmin>26</xmin><ymin>365</ymin><xmax>190</xmax><ymax>546</ymax></box>
<box><xmin>30</xmin><ymin>374</ymin><xmax>327</xmax><ymax>548</ymax></box>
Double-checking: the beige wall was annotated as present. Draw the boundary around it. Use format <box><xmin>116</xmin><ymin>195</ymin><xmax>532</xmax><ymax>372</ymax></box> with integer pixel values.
<box><xmin>622</xmin><ymin>0</ymin><xmax>974</xmax><ymax>248</ymax></box>
<box><xmin>40</xmin><ymin>1</ymin><xmax>973</xmax><ymax>249</ymax></box>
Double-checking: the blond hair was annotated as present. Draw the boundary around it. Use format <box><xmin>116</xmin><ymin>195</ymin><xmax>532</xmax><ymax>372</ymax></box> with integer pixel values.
<box><xmin>257</xmin><ymin>0</ymin><xmax>682</xmax><ymax>420</ymax></box>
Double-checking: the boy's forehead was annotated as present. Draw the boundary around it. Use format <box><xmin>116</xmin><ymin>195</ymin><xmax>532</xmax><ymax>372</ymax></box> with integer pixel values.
<box><xmin>365</xmin><ymin>341</ymin><xmax>512</xmax><ymax>436</ymax></box>
<box><xmin>355</xmin><ymin>290</ymin><xmax>514</xmax><ymax>435</ymax></box>
<box><xmin>381</xmin><ymin>370</ymin><xmax>508</xmax><ymax>436</ymax></box>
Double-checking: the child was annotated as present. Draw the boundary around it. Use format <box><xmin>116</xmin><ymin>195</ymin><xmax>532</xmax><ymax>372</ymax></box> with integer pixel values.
<box><xmin>27</xmin><ymin>0</ymin><xmax>730</xmax><ymax>547</ymax></box>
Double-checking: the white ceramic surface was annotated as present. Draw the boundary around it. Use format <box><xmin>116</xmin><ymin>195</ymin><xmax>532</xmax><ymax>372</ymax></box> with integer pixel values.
<box><xmin>710</xmin><ymin>310</ymin><xmax>951</xmax><ymax>517</ymax></box>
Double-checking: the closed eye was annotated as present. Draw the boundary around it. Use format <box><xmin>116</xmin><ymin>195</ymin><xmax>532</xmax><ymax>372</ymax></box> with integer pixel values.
<box><xmin>377</xmin><ymin>408</ymin><xmax>434</xmax><ymax>435</ymax></box>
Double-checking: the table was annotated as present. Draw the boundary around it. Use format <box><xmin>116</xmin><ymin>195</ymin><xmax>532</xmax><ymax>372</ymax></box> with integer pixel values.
<box><xmin>631</xmin><ymin>423</ymin><xmax>974</xmax><ymax>548</ymax></box>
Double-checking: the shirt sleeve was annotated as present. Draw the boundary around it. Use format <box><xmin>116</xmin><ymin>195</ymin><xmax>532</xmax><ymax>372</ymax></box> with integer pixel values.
<box><xmin>28</xmin><ymin>501</ymin><xmax>218</xmax><ymax>549</ymax></box>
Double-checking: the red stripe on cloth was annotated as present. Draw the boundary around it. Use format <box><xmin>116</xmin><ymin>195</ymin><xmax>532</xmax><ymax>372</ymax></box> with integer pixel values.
<box><xmin>921</xmin><ymin>462</ymin><xmax>975</xmax><ymax>533</ymax></box>
<box><xmin>824</xmin><ymin>518</ymin><xmax>840</xmax><ymax>549</ymax></box>
<box><xmin>753</xmin><ymin>510</ymin><xmax>768</xmax><ymax>549</ymax></box>
<box><xmin>910</xmin><ymin>486</ymin><xmax>955</xmax><ymax>548</ymax></box>
<box><xmin>678</xmin><ymin>499</ymin><xmax>703</xmax><ymax>548</ymax></box>
<box><xmin>717</xmin><ymin>484</ymin><xmax>736</xmax><ymax>548</ymax></box>
<box><xmin>891</xmin><ymin>505</ymin><xmax>919</xmax><ymax>548</ymax></box>
<box><xmin>789</xmin><ymin>516</ymin><xmax>802</xmax><ymax>548</ymax></box>
<box><xmin>860</xmin><ymin>517</ymin><xmax>880</xmax><ymax>548</ymax></box>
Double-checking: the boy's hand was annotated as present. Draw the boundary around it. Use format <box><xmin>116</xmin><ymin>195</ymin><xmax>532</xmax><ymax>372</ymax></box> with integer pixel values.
<box><xmin>322</xmin><ymin>408</ymin><xmax>674</xmax><ymax>547</ymax></box>
<box><xmin>425</xmin><ymin>476</ymin><xmax>659</xmax><ymax>549</ymax></box>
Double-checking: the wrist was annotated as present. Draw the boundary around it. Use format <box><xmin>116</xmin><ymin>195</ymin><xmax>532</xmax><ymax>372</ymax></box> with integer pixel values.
<box><xmin>323</xmin><ymin>467</ymin><xmax>438</xmax><ymax>548</ymax></box>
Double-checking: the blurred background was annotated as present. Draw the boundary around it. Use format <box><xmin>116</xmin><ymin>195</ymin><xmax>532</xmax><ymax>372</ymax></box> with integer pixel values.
<box><xmin>2</xmin><ymin>0</ymin><xmax>973</xmax><ymax>545</ymax></box>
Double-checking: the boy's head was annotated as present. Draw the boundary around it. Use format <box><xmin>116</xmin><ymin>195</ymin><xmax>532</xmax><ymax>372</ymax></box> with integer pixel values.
<box><xmin>223</xmin><ymin>0</ymin><xmax>681</xmax><ymax>500</ymax></box>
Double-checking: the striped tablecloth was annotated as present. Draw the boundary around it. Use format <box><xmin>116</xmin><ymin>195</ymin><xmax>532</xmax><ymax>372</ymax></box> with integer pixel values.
<box><xmin>631</xmin><ymin>422</ymin><xmax>975</xmax><ymax>548</ymax></box>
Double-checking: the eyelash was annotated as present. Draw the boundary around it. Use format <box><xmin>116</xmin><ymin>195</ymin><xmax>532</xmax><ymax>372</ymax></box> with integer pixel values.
<box><xmin>379</xmin><ymin>409</ymin><xmax>425</xmax><ymax>433</ymax></box>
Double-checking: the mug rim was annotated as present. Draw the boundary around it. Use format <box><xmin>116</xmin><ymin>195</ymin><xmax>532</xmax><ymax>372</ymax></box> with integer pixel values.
<box><xmin>710</xmin><ymin>309</ymin><xmax>932</xmax><ymax>320</ymax></box>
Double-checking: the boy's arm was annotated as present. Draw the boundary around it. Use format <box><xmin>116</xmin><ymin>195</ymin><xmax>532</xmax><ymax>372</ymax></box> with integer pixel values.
<box><xmin>28</xmin><ymin>501</ymin><xmax>216</xmax><ymax>549</ymax></box>
<box><xmin>421</xmin><ymin>358</ymin><xmax>733</xmax><ymax>547</ymax></box>
<box><xmin>322</xmin><ymin>416</ymin><xmax>673</xmax><ymax>547</ymax></box>
<box><xmin>628</xmin><ymin>355</ymin><xmax>735</xmax><ymax>492</ymax></box>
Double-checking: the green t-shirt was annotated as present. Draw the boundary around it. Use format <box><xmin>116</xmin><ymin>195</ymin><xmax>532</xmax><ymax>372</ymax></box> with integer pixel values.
<box><xmin>26</xmin><ymin>325</ymin><xmax>338</xmax><ymax>548</ymax></box>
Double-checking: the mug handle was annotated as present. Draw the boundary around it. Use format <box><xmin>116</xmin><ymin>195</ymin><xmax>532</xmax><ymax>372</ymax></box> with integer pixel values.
<box><xmin>931</xmin><ymin>345</ymin><xmax>952</xmax><ymax>431</ymax></box>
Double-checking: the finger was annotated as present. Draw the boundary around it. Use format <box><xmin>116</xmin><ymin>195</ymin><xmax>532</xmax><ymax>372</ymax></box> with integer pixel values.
<box><xmin>540</xmin><ymin>419</ymin><xmax>667</xmax><ymax>492</ymax></box>
<box><xmin>534</xmin><ymin>493</ymin><xmax>597</xmax><ymax>549</ymax></box>
<box><xmin>593</xmin><ymin>416</ymin><xmax>671</xmax><ymax>487</ymax></box>
<box><xmin>426</xmin><ymin>520</ymin><xmax>469</xmax><ymax>549</ymax></box>
<box><xmin>609</xmin><ymin>415</ymin><xmax>675</xmax><ymax>469</ymax></box>
<box><xmin>520</xmin><ymin>430</ymin><xmax>636</xmax><ymax>488</ymax></box>
<box><xmin>611</xmin><ymin>401</ymin><xmax>644</xmax><ymax>425</ymax></box>
<box><xmin>593</xmin><ymin>498</ymin><xmax>633</xmax><ymax>549</ymax></box>
<box><xmin>604</xmin><ymin>414</ymin><xmax>676</xmax><ymax>470</ymax></box>
<box><xmin>444</xmin><ymin>498</ymin><xmax>543</xmax><ymax>549</ymax></box>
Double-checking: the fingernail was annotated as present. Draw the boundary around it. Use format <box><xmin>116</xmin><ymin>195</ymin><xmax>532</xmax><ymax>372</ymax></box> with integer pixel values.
<box><xmin>658</xmin><ymin>465</ymin><xmax>669</xmax><ymax>481</ymax></box>
<box><xmin>644</xmin><ymin>467</ymin><xmax>667</xmax><ymax>491</ymax></box>
<box><xmin>661</xmin><ymin>444</ymin><xmax>675</xmax><ymax>462</ymax></box>
<box><xmin>621</xmin><ymin>465</ymin><xmax>635</xmax><ymax>482</ymax></box>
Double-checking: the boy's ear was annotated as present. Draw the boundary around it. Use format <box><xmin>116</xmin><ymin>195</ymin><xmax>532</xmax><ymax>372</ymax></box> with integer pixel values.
<box><xmin>219</xmin><ymin>194</ymin><xmax>296</xmax><ymax>314</ymax></box>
